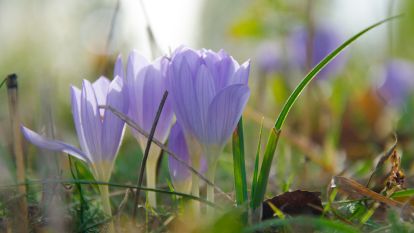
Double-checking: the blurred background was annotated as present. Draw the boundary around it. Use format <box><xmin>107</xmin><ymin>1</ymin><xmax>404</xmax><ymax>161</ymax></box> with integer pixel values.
<box><xmin>1</xmin><ymin>0</ymin><xmax>414</xmax><ymax>228</ymax></box>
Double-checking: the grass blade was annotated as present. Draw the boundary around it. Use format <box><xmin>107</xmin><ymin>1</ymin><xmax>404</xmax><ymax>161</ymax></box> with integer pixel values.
<box><xmin>251</xmin><ymin>117</ymin><xmax>264</xmax><ymax>200</ymax></box>
<box><xmin>232</xmin><ymin>117</ymin><xmax>248</xmax><ymax>206</ymax></box>
<box><xmin>250</xmin><ymin>15</ymin><xmax>401</xmax><ymax>210</ymax></box>
<box><xmin>133</xmin><ymin>91</ymin><xmax>168</xmax><ymax>217</ymax></box>
<box><xmin>274</xmin><ymin>15</ymin><xmax>400</xmax><ymax>131</ymax></box>
<box><xmin>5</xmin><ymin>179</ymin><xmax>219</xmax><ymax>208</ymax></box>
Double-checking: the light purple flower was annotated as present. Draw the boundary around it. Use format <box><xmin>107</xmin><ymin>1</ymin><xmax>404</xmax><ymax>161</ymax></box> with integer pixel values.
<box><xmin>289</xmin><ymin>26</ymin><xmax>347</xmax><ymax>80</ymax></box>
<box><xmin>377</xmin><ymin>59</ymin><xmax>414</xmax><ymax>106</ymax></box>
<box><xmin>166</xmin><ymin>46</ymin><xmax>250</xmax><ymax>149</ymax></box>
<box><xmin>21</xmin><ymin>57</ymin><xmax>127</xmax><ymax>181</ymax></box>
<box><xmin>126</xmin><ymin>50</ymin><xmax>174</xmax><ymax>146</ymax></box>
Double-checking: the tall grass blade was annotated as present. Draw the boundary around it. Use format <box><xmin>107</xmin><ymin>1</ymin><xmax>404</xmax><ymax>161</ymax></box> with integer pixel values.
<box><xmin>250</xmin><ymin>15</ymin><xmax>401</xmax><ymax>210</ymax></box>
<box><xmin>232</xmin><ymin>117</ymin><xmax>248</xmax><ymax>206</ymax></box>
<box><xmin>251</xmin><ymin>117</ymin><xmax>264</xmax><ymax>200</ymax></box>
<box><xmin>232</xmin><ymin>118</ymin><xmax>248</xmax><ymax>222</ymax></box>
<box><xmin>133</xmin><ymin>91</ymin><xmax>168</xmax><ymax>217</ymax></box>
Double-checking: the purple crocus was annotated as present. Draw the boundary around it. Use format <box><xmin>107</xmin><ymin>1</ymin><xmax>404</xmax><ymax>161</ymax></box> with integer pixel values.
<box><xmin>21</xmin><ymin>57</ymin><xmax>127</xmax><ymax>230</ymax></box>
<box><xmin>166</xmin><ymin>46</ymin><xmax>250</xmax><ymax>205</ymax></box>
<box><xmin>22</xmin><ymin>58</ymin><xmax>126</xmax><ymax>181</ymax></box>
<box><xmin>125</xmin><ymin>51</ymin><xmax>174</xmax><ymax>207</ymax></box>
<box><xmin>289</xmin><ymin>26</ymin><xmax>346</xmax><ymax>80</ymax></box>
<box><xmin>377</xmin><ymin>59</ymin><xmax>414</xmax><ymax>106</ymax></box>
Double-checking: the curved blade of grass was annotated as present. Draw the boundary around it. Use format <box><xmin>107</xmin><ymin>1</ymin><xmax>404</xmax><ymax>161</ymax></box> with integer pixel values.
<box><xmin>4</xmin><ymin>179</ymin><xmax>218</xmax><ymax>208</ymax></box>
<box><xmin>250</xmin><ymin>15</ymin><xmax>401</xmax><ymax>210</ymax></box>
<box><xmin>391</xmin><ymin>189</ymin><xmax>414</xmax><ymax>198</ymax></box>
<box><xmin>232</xmin><ymin>117</ymin><xmax>248</xmax><ymax>206</ymax></box>
<box><xmin>133</xmin><ymin>91</ymin><xmax>167</xmax><ymax>217</ymax></box>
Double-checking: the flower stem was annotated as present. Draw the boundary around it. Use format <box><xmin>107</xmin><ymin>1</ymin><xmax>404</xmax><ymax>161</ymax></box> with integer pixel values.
<box><xmin>99</xmin><ymin>185</ymin><xmax>115</xmax><ymax>233</ymax></box>
<box><xmin>145</xmin><ymin>146</ymin><xmax>162</xmax><ymax>208</ymax></box>
<box><xmin>206</xmin><ymin>160</ymin><xmax>217</xmax><ymax>216</ymax></box>
<box><xmin>190</xmin><ymin>153</ymin><xmax>200</xmax><ymax>216</ymax></box>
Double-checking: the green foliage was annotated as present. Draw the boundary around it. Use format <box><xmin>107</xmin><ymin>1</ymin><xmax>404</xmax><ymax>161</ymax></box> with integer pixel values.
<box><xmin>250</xmin><ymin>15</ymin><xmax>400</xmax><ymax>210</ymax></box>
<box><xmin>232</xmin><ymin>118</ymin><xmax>248</xmax><ymax>207</ymax></box>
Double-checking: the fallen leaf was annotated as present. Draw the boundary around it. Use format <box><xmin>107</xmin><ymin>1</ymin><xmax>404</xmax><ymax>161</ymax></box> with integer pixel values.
<box><xmin>262</xmin><ymin>190</ymin><xmax>323</xmax><ymax>220</ymax></box>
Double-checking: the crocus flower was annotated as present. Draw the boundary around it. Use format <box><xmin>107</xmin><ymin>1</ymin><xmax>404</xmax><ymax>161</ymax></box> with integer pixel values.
<box><xmin>166</xmin><ymin>46</ymin><xmax>250</xmax><ymax>205</ymax></box>
<box><xmin>21</xmin><ymin>56</ymin><xmax>127</xmax><ymax>231</ymax></box>
<box><xmin>125</xmin><ymin>51</ymin><xmax>174</xmax><ymax>207</ymax></box>
<box><xmin>377</xmin><ymin>59</ymin><xmax>414</xmax><ymax>107</ymax></box>
<box><xmin>289</xmin><ymin>26</ymin><xmax>346</xmax><ymax>80</ymax></box>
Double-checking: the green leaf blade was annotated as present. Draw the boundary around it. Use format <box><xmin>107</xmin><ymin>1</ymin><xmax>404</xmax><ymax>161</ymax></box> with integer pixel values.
<box><xmin>250</xmin><ymin>15</ymin><xmax>401</xmax><ymax>211</ymax></box>
<box><xmin>232</xmin><ymin>117</ymin><xmax>248</xmax><ymax>206</ymax></box>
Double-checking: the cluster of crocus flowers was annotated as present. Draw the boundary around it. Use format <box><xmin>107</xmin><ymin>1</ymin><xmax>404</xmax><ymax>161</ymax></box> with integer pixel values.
<box><xmin>166</xmin><ymin>47</ymin><xmax>250</xmax><ymax>206</ymax></box>
<box><xmin>125</xmin><ymin>51</ymin><xmax>174</xmax><ymax>207</ymax></box>
<box><xmin>22</xmin><ymin>46</ymin><xmax>251</xmax><ymax>220</ymax></box>
<box><xmin>21</xmin><ymin>57</ymin><xmax>127</xmax><ymax>233</ymax></box>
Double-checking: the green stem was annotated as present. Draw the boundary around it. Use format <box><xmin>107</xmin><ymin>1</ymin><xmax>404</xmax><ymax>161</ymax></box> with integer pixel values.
<box><xmin>145</xmin><ymin>146</ymin><xmax>162</xmax><ymax>208</ymax></box>
<box><xmin>99</xmin><ymin>185</ymin><xmax>115</xmax><ymax>233</ymax></box>
<box><xmin>191</xmin><ymin>161</ymin><xmax>200</xmax><ymax>215</ymax></box>
<box><xmin>206</xmin><ymin>159</ymin><xmax>218</xmax><ymax>216</ymax></box>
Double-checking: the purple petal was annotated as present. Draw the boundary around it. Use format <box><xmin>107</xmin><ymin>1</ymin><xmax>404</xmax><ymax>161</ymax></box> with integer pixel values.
<box><xmin>70</xmin><ymin>86</ymin><xmax>92</xmax><ymax>161</ymax></box>
<box><xmin>167</xmin><ymin>58</ymin><xmax>203</xmax><ymax>139</ymax></box>
<box><xmin>101</xmin><ymin>76</ymin><xmax>126</xmax><ymax>161</ymax></box>
<box><xmin>168</xmin><ymin>123</ymin><xmax>191</xmax><ymax>183</ymax></box>
<box><xmin>127</xmin><ymin>50</ymin><xmax>149</xmax><ymax>82</ymax></box>
<box><xmin>126</xmin><ymin>52</ymin><xmax>149</xmax><ymax>136</ymax></box>
<box><xmin>21</xmin><ymin>126</ymin><xmax>89</xmax><ymax>163</ymax></box>
<box><xmin>92</xmin><ymin>76</ymin><xmax>110</xmax><ymax>116</ymax></box>
<box><xmin>141</xmin><ymin>65</ymin><xmax>173</xmax><ymax>143</ymax></box>
<box><xmin>81</xmin><ymin>80</ymin><xmax>103</xmax><ymax>162</ymax></box>
<box><xmin>231</xmin><ymin>60</ymin><xmax>250</xmax><ymax>85</ymax></box>
<box><xmin>202</xmin><ymin>50</ymin><xmax>236</xmax><ymax>90</ymax></box>
<box><xmin>171</xmin><ymin>47</ymin><xmax>201</xmax><ymax>76</ymax></box>
<box><xmin>195</xmin><ymin>64</ymin><xmax>216</xmax><ymax>139</ymax></box>
<box><xmin>206</xmin><ymin>84</ymin><xmax>250</xmax><ymax>145</ymax></box>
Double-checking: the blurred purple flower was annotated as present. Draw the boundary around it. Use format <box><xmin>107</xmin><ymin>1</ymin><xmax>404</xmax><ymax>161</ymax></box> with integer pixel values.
<box><xmin>289</xmin><ymin>26</ymin><xmax>347</xmax><ymax>79</ymax></box>
<box><xmin>255</xmin><ymin>42</ymin><xmax>282</xmax><ymax>74</ymax></box>
<box><xmin>21</xmin><ymin>56</ymin><xmax>127</xmax><ymax>182</ymax></box>
<box><xmin>126</xmin><ymin>50</ymin><xmax>174</xmax><ymax>146</ymax></box>
<box><xmin>167</xmin><ymin>46</ymin><xmax>250</xmax><ymax>149</ymax></box>
<box><xmin>377</xmin><ymin>59</ymin><xmax>414</xmax><ymax>106</ymax></box>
